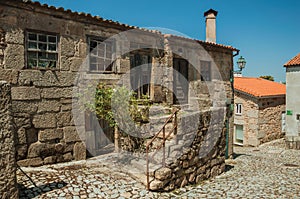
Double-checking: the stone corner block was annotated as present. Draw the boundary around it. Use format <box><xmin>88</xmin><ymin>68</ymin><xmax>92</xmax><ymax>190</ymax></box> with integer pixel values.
<box><xmin>74</xmin><ymin>142</ymin><xmax>86</xmax><ymax>161</ymax></box>
<box><xmin>63</xmin><ymin>126</ymin><xmax>81</xmax><ymax>143</ymax></box>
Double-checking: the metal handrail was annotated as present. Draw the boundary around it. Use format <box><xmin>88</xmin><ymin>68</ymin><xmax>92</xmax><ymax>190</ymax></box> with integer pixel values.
<box><xmin>146</xmin><ymin>108</ymin><xmax>178</xmax><ymax>190</ymax></box>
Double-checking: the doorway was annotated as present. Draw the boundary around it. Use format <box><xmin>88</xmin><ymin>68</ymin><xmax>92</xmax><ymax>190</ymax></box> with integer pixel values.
<box><xmin>173</xmin><ymin>58</ymin><xmax>189</xmax><ymax>104</ymax></box>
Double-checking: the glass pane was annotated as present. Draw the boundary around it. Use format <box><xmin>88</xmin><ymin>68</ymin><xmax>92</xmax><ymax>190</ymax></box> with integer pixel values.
<box><xmin>38</xmin><ymin>35</ymin><xmax>47</xmax><ymax>42</ymax></box>
<box><xmin>48</xmin><ymin>44</ymin><xmax>57</xmax><ymax>51</ymax></box>
<box><xmin>28</xmin><ymin>52</ymin><xmax>37</xmax><ymax>58</ymax></box>
<box><xmin>49</xmin><ymin>61</ymin><xmax>57</xmax><ymax>68</ymax></box>
<box><xmin>38</xmin><ymin>60</ymin><xmax>48</xmax><ymax>67</ymax></box>
<box><xmin>90</xmin><ymin>64</ymin><xmax>97</xmax><ymax>71</ymax></box>
<box><xmin>97</xmin><ymin>44</ymin><xmax>105</xmax><ymax>57</ymax></box>
<box><xmin>28</xmin><ymin>59</ymin><xmax>37</xmax><ymax>68</ymax></box>
<box><xmin>38</xmin><ymin>52</ymin><xmax>47</xmax><ymax>59</ymax></box>
<box><xmin>106</xmin><ymin>51</ymin><xmax>112</xmax><ymax>59</ymax></box>
<box><xmin>90</xmin><ymin>40</ymin><xmax>98</xmax><ymax>50</ymax></box>
<box><xmin>98</xmin><ymin>58</ymin><xmax>104</xmax><ymax>69</ymax></box>
<box><xmin>97</xmin><ymin>63</ymin><xmax>104</xmax><ymax>71</ymax></box>
<box><xmin>38</xmin><ymin>43</ymin><xmax>47</xmax><ymax>50</ymax></box>
<box><xmin>90</xmin><ymin>56</ymin><xmax>97</xmax><ymax>64</ymax></box>
<box><xmin>236</xmin><ymin>125</ymin><xmax>244</xmax><ymax>140</ymax></box>
<box><xmin>28</xmin><ymin>33</ymin><xmax>37</xmax><ymax>41</ymax></box>
<box><xmin>48</xmin><ymin>53</ymin><xmax>57</xmax><ymax>60</ymax></box>
<box><xmin>105</xmin><ymin>64</ymin><xmax>112</xmax><ymax>71</ymax></box>
<box><xmin>105</xmin><ymin>60</ymin><xmax>112</xmax><ymax>71</ymax></box>
<box><xmin>28</xmin><ymin>42</ymin><xmax>37</xmax><ymax>49</ymax></box>
<box><xmin>48</xmin><ymin>36</ymin><xmax>56</xmax><ymax>43</ymax></box>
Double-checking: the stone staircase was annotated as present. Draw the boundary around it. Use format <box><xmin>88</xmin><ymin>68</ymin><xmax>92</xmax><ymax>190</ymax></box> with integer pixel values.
<box><xmin>116</xmin><ymin>105</ymin><xmax>201</xmax><ymax>188</ymax></box>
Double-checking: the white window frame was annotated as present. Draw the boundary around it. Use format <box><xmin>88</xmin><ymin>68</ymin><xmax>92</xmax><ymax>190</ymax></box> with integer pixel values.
<box><xmin>234</xmin><ymin>124</ymin><xmax>244</xmax><ymax>145</ymax></box>
<box><xmin>235</xmin><ymin>103</ymin><xmax>242</xmax><ymax>115</ymax></box>
<box><xmin>26</xmin><ymin>31</ymin><xmax>58</xmax><ymax>69</ymax></box>
<box><xmin>88</xmin><ymin>37</ymin><xmax>114</xmax><ymax>73</ymax></box>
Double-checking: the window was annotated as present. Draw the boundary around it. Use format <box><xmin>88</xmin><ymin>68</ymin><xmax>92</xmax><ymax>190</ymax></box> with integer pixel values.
<box><xmin>27</xmin><ymin>32</ymin><xmax>58</xmax><ymax>69</ymax></box>
<box><xmin>200</xmin><ymin>61</ymin><xmax>211</xmax><ymax>81</ymax></box>
<box><xmin>130</xmin><ymin>54</ymin><xmax>152</xmax><ymax>99</ymax></box>
<box><xmin>235</xmin><ymin>125</ymin><xmax>244</xmax><ymax>145</ymax></box>
<box><xmin>89</xmin><ymin>38</ymin><xmax>114</xmax><ymax>72</ymax></box>
<box><xmin>235</xmin><ymin>103</ymin><xmax>242</xmax><ymax>115</ymax></box>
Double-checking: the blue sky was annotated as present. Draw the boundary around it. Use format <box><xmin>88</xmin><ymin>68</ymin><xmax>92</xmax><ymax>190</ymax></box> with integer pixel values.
<box><xmin>38</xmin><ymin>0</ymin><xmax>300</xmax><ymax>82</ymax></box>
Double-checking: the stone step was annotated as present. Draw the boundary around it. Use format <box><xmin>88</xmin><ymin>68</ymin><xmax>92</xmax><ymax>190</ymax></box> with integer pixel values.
<box><xmin>149</xmin><ymin>105</ymin><xmax>172</xmax><ymax>116</ymax></box>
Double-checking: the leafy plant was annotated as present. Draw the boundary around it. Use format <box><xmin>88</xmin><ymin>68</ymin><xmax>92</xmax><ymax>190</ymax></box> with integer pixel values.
<box><xmin>81</xmin><ymin>83</ymin><xmax>151</xmax><ymax>128</ymax></box>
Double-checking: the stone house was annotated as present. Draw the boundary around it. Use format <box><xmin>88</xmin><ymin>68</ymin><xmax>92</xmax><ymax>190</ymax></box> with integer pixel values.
<box><xmin>284</xmin><ymin>53</ymin><xmax>300</xmax><ymax>149</ymax></box>
<box><xmin>0</xmin><ymin>0</ymin><xmax>239</xmax><ymax>191</ymax></box>
<box><xmin>234</xmin><ymin>77</ymin><xmax>286</xmax><ymax>146</ymax></box>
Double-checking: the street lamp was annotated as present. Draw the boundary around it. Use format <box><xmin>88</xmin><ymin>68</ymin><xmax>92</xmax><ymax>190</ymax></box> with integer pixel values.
<box><xmin>237</xmin><ymin>56</ymin><xmax>246</xmax><ymax>71</ymax></box>
<box><xmin>234</xmin><ymin>56</ymin><xmax>246</xmax><ymax>77</ymax></box>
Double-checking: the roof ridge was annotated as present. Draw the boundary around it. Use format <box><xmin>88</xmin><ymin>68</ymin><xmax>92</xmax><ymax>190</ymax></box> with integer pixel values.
<box><xmin>6</xmin><ymin>0</ymin><xmax>238</xmax><ymax>51</ymax></box>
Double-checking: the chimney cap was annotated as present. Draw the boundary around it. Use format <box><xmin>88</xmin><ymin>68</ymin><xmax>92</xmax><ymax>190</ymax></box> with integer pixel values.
<box><xmin>204</xmin><ymin>9</ymin><xmax>218</xmax><ymax>17</ymax></box>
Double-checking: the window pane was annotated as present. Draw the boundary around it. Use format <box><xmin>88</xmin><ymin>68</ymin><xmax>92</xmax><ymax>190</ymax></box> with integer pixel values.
<box><xmin>236</xmin><ymin>125</ymin><xmax>244</xmax><ymax>140</ymax></box>
<box><xmin>97</xmin><ymin>63</ymin><xmax>104</xmax><ymax>71</ymax></box>
<box><xmin>48</xmin><ymin>53</ymin><xmax>57</xmax><ymax>60</ymax></box>
<box><xmin>38</xmin><ymin>60</ymin><xmax>48</xmax><ymax>67</ymax></box>
<box><xmin>48</xmin><ymin>44</ymin><xmax>56</xmax><ymax>51</ymax></box>
<box><xmin>90</xmin><ymin>40</ymin><xmax>98</xmax><ymax>50</ymax></box>
<box><xmin>28</xmin><ymin>33</ymin><xmax>37</xmax><ymax>41</ymax></box>
<box><xmin>90</xmin><ymin>64</ymin><xmax>97</xmax><ymax>71</ymax></box>
<box><xmin>105</xmin><ymin>64</ymin><xmax>112</xmax><ymax>71</ymax></box>
<box><xmin>38</xmin><ymin>43</ymin><xmax>47</xmax><ymax>50</ymax></box>
<box><xmin>105</xmin><ymin>60</ymin><xmax>112</xmax><ymax>71</ymax></box>
<box><xmin>98</xmin><ymin>58</ymin><xmax>104</xmax><ymax>68</ymax></box>
<box><xmin>38</xmin><ymin>52</ymin><xmax>47</xmax><ymax>59</ymax></box>
<box><xmin>49</xmin><ymin>61</ymin><xmax>56</xmax><ymax>68</ymax></box>
<box><xmin>28</xmin><ymin>42</ymin><xmax>37</xmax><ymax>49</ymax></box>
<box><xmin>48</xmin><ymin>36</ymin><xmax>57</xmax><ymax>43</ymax></box>
<box><xmin>28</xmin><ymin>59</ymin><xmax>37</xmax><ymax>68</ymax></box>
<box><xmin>106</xmin><ymin>51</ymin><xmax>112</xmax><ymax>59</ymax></box>
<box><xmin>97</xmin><ymin>44</ymin><xmax>105</xmax><ymax>57</ymax></box>
<box><xmin>38</xmin><ymin>35</ymin><xmax>47</xmax><ymax>42</ymax></box>
<box><xmin>90</xmin><ymin>56</ymin><xmax>97</xmax><ymax>64</ymax></box>
<box><xmin>28</xmin><ymin>52</ymin><xmax>37</xmax><ymax>58</ymax></box>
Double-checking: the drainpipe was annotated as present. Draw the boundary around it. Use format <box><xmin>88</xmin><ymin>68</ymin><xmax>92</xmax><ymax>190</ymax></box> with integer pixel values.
<box><xmin>225</xmin><ymin>50</ymin><xmax>240</xmax><ymax>159</ymax></box>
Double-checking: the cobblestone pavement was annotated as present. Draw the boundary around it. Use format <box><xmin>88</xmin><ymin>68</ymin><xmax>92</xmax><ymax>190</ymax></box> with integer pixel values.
<box><xmin>17</xmin><ymin>138</ymin><xmax>300</xmax><ymax>198</ymax></box>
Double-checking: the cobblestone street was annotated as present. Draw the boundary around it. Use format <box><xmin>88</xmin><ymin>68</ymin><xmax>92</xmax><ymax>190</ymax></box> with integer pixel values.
<box><xmin>17</xmin><ymin>139</ymin><xmax>300</xmax><ymax>198</ymax></box>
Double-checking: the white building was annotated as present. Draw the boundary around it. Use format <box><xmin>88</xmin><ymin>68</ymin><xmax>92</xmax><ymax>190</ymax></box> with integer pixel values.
<box><xmin>284</xmin><ymin>53</ymin><xmax>300</xmax><ymax>149</ymax></box>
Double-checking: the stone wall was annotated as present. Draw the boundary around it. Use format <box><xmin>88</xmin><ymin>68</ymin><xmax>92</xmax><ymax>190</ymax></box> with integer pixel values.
<box><xmin>149</xmin><ymin>108</ymin><xmax>227</xmax><ymax>191</ymax></box>
<box><xmin>234</xmin><ymin>92</ymin><xmax>285</xmax><ymax>146</ymax></box>
<box><xmin>0</xmin><ymin>81</ymin><xmax>18</xmax><ymax>199</ymax></box>
<box><xmin>258</xmin><ymin>97</ymin><xmax>285</xmax><ymax>144</ymax></box>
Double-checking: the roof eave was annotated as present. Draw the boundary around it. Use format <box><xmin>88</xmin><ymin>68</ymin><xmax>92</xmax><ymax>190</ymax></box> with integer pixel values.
<box><xmin>235</xmin><ymin>89</ymin><xmax>285</xmax><ymax>99</ymax></box>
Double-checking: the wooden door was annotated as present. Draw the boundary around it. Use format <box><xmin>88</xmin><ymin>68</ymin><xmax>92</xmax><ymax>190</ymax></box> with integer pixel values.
<box><xmin>85</xmin><ymin>112</ymin><xmax>114</xmax><ymax>156</ymax></box>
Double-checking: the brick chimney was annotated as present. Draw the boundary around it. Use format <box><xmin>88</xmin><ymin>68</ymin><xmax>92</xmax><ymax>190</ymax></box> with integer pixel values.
<box><xmin>204</xmin><ymin>9</ymin><xmax>218</xmax><ymax>43</ymax></box>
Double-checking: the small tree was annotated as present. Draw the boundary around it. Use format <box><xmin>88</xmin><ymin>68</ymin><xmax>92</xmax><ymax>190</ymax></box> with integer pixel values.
<box><xmin>260</xmin><ymin>75</ymin><xmax>274</xmax><ymax>81</ymax></box>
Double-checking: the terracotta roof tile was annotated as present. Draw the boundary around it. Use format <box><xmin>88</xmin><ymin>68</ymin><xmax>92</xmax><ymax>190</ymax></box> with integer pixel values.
<box><xmin>7</xmin><ymin>0</ymin><xmax>238</xmax><ymax>51</ymax></box>
<box><xmin>284</xmin><ymin>53</ymin><xmax>300</xmax><ymax>67</ymax></box>
<box><xmin>234</xmin><ymin>77</ymin><xmax>286</xmax><ymax>98</ymax></box>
